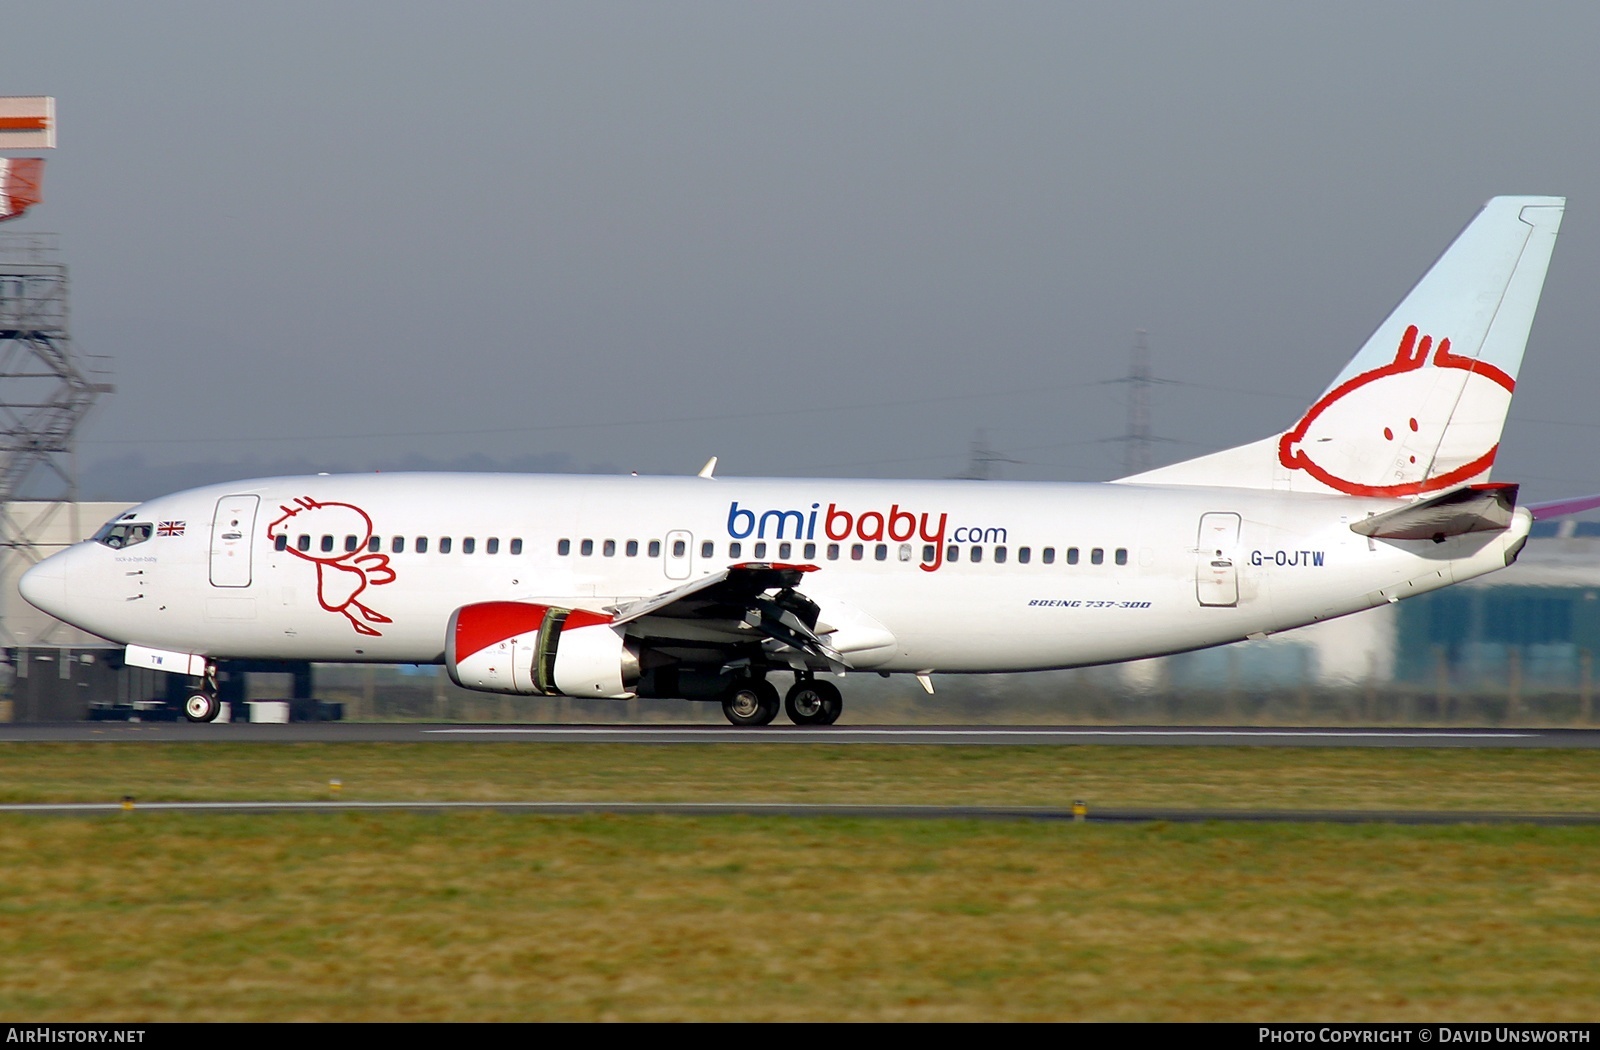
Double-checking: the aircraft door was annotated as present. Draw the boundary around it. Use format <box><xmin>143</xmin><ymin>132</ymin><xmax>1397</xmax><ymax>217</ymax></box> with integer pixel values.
<box><xmin>664</xmin><ymin>529</ymin><xmax>693</xmax><ymax>581</ymax></box>
<box><xmin>210</xmin><ymin>495</ymin><xmax>260</xmax><ymax>588</ymax></box>
<box><xmin>1196</xmin><ymin>512</ymin><xmax>1240</xmax><ymax>607</ymax></box>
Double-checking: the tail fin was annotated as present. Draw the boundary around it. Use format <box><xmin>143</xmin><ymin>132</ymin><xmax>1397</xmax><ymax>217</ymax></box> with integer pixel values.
<box><xmin>1119</xmin><ymin>195</ymin><xmax>1565</xmax><ymax>496</ymax></box>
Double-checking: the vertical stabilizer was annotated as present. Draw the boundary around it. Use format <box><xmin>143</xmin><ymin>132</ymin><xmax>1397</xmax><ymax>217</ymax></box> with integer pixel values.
<box><xmin>1119</xmin><ymin>196</ymin><xmax>1564</xmax><ymax>495</ymax></box>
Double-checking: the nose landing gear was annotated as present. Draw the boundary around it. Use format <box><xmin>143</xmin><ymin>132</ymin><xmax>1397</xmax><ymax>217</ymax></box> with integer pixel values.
<box><xmin>183</xmin><ymin>691</ymin><xmax>221</xmax><ymax>723</ymax></box>
<box><xmin>182</xmin><ymin>662</ymin><xmax>221</xmax><ymax>723</ymax></box>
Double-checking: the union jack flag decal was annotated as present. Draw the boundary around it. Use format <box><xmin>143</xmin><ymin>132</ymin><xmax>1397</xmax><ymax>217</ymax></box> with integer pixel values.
<box><xmin>157</xmin><ymin>521</ymin><xmax>186</xmax><ymax>537</ymax></box>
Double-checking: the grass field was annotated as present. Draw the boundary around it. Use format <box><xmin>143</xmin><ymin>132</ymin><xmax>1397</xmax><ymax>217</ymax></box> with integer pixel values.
<box><xmin>1</xmin><ymin>743</ymin><xmax>1598</xmax><ymax>1021</ymax></box>
<box><xmin>2</xmin><ymin>741</ymin><xmax>1599</xmax><ymax>811</ymax></box>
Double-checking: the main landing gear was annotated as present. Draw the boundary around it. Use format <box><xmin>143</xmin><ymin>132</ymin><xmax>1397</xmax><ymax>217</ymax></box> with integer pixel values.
<box><xmin>784</xmin><ymin>678</ymin><xmax>842</xmax><ymax>726</ymax></box>
<box><xmin>720</xmin><ymin>673</ymin><xmax>843</xmax><ymax>727</ymax></box>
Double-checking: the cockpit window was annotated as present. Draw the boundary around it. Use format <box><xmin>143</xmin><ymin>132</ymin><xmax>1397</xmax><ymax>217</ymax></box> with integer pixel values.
<box><xmin>93</xmin><ymin>521</ymin><xmax>154</xmax><ymax>550</ymax></box>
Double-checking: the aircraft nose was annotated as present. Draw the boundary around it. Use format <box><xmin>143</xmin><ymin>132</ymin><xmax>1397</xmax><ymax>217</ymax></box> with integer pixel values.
<box><xmin>18</xmin><ymin>555</ymin><xmax>67</xmax><ymax>620</ymax></box>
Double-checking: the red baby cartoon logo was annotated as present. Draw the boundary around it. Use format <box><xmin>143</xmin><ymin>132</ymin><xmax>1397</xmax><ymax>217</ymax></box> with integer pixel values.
<box><xmin>266</xmin><ymin>497</ymin><xmax>397</xmax><ymax>636</ymax></box>
<box><xmin>1278</xmin><ymin>325</ymin><xmax>1515</xmax><ymax>498</ymax></box>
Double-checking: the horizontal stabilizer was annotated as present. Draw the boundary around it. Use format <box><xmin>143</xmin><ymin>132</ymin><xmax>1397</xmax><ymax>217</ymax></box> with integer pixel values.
<box><xmin>1350</xmin><ymin>483</ymin><xmax>1518</xmax><ymax>541</ymax></box>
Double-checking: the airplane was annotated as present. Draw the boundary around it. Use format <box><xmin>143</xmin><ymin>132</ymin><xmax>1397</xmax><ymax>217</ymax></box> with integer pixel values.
<box><xmin>17</xmin><ymin>195</ymin><xmax>1585</xmax><ymax>726</ymax></box>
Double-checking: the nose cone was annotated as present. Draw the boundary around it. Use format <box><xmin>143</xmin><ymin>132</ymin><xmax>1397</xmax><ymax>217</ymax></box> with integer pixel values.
<box><xmin>18</xmin><ymin>554</ymin><xmax>68</xmax><ymax>620</ymax></box>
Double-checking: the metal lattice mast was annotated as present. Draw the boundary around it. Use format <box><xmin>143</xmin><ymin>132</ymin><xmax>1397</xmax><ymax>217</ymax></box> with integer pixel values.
<box><xmin>1103</xmin><ymin>330</ymin><xmax>1177</xmax><ymax>476</ymax></box>
<box><xmin>1125</xmin><ymin>329</ymin><xmax>1152</xmax><ymax>475</ymax></box>
<box><xmin>0</xmin><ymin>233</ymin><xmax>112</xmax><ymax>642</ymax></box>
<box><xmin>950</xmin><ymin>429</ymin><xmax>1021</xmax><ymax>481</ymax></box>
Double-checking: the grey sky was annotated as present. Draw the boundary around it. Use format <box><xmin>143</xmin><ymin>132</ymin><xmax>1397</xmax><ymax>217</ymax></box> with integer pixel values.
<box><xmin>6</xmin><ymin>2</ymin><xmax>1600</xmax><ymax>500</ymax></box>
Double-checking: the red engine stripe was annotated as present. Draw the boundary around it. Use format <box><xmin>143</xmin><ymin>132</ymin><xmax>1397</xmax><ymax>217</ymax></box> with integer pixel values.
<box><xmin>453</xmin><ymin>601</ymin><xmax>549</xmax><ymax>662</ymax></box>
<box><xmin>562</xmin><ymin>608</ymin><xmax>614</xmax><ymax>631</ymax></box>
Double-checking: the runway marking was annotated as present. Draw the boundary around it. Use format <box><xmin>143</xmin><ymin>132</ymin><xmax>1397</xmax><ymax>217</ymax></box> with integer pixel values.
<box><xmin>425</xmin><ymin>727</ymin><xmax>1538</xmax><ymax>739</ymax></box>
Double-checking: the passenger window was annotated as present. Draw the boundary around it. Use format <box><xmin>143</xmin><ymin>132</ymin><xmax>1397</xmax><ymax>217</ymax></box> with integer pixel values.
<box><xmin>804</xmin><ymin>543</ymin><xmax>817</xmax><ymax>560</ymax></box>
<box><xmin>463</xmin><ymin>538</ymin><xmax>476</xmax><ymax>555</ymax></box>
<box><xmin>729</xmin><ymin>542</ymin><xmax>743</xmax><ymax>558</ymax></box>
<box><xmin>510</xmin><ymin>539</ymin><xmax>523</xmax><ymax>555</ymax></box>
<box><xmin>486</xmin><ymin>538</ymin><xmax>499</xmax><ymax>555</ymax></box>
<box><xmin>1043</xmin><ymin>547</ymin><xmax>1055</xmax><ymax>565</ymax></box>
<box><xmin>579</xmin><ymin>539</ymin><xmax>593</xmax><ymax>556</ymax></box>
<box><xmin>970</xmin><ymin>546</ymin><xmax>983</xmax><ymax>563</ymax></box>
<box><xmin>1066</xmin><ymin>547</ymin><xmax>1079</xmax><ymax>565</ymax></box>
<box><xmin>650</xmin><ymin>540</ymin><xmax>662</xmax><ymax>558</ymax></box>
<box><xmin>827</xmin><ymin>544</ymin><xmax>840</xmax><ymax>561</ymax></box>
<box><xmin>923</xmin><ymin>544</ymin><xmax>936</xmax><ymax>563</ymax></box>
<box><xmin>875</xmin><ymin>544</ymin><xmax>888</xmax><ymax>561</ymax></box>
<box><xmin>899</xmin><ymin>544</ymin><xmax>913</xmax><ymax>562</ymax></box>
<box><xmin>1115</xmin><ymin>548</ymin><xmax>1128</xmax><ymax>566</ymax></box>
<box><xmin>778</xmin><ymin>542</ymin><xmax>792</xmax><ymax>560</ymax></box>
<box><xmin>344</xmin><ymin>535</ymin><xmax>359</xmax><ymax>552</ymax></box>
<box><xmin>299</xmin><ymin>535</ymin><xmax>312</xmax><ymax>552</ymax></box>
<box><xmin>701</xmin><ymin>541</ymin><xmax>714</xmax><ymax>558</ymax></box>
<box><xmin>439</xmin><ymin>537</ymin><xmax>453</xmax><ymax>554</ymax></box>
<box><xmin>1091</xmin><ymin>548</ymin><xmax>1104</xmax><ymax>565</ymax></box>
<box><xmin>994</xmin><ymin>546</ymin><xmax>1007</xmax><ymax>564</ymax></box>
<box><xmin>1018</xmin><ymin>547</ymin><xmax>1031</xmax><ymax>564</ymax></box>
<box><xmin>947</xmin><ymin>545</ymin><xmax>959</xmax><ymax>564</ymax></box>
<box><xmin>274</xmin><ymin>534</ymin><xmax>288</xmax><ymax>552</ymax></box>
<box><xmin>603</xmin><ymin>539</ymin><xmax>615</xmax><ymax>557</ymax></box>
<box><xmin>754</xmin><ymin>542</ymin><xmax>767</xmax><ymax>559</ymax></box>
<box><xmin>416</xmin><ymin>537</ymin><xmax>429</xmax><ymax>554</ymax></box>
<box><xmin>391</xmin><ymin>536</ymin><xmax>404</xmax><ymax>554</ymax></box>
<box><xmin>321</xmin><ymin>535</ymin><xmax>335</xmax><ymax>553</ymax></box>
<box><xmin>851</xmin><ymin>544</ymin><xmax>864</xmax><ymax>561</ymax></box>
<box><xmin>626</xmin><ymin>540</ymin><xmax>638</xmax><ymax>557</ymax></box>
<box><xmin>673</xmin><ymin>540</ymin><xmax>686</xmax><ymax>557</ymax></box>
<box><xmin>368</xmin><ymin>536</ymin><xmax>381</xmax><ymax>552</ymax></box>
<box><xmin>557</xmin><ymin>539</ymin><xmax>571</xmax><ymax>556</ymax></box>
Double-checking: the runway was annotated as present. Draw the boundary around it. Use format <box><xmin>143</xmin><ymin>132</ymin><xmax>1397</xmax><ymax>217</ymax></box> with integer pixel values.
<box><xmin>3</xmin><ymin>798</ymin><xmax>1597</xmax><ymax>825</ymax></box>
<box><xmin>2</xmin><ymin>722</ymin><xmax>1598</xmax><ymax>747</ymax></box>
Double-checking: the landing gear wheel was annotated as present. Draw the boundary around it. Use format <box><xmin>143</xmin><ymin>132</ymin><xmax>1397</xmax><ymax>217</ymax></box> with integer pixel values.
<box><xmin>183</xmin><ymin>692</ymin><xmax>221</xmax><ymax>723</ymax></box>
<box><xmin>785</xmin><ymin>679</ymin><xmax>843</xmax><ymax>726</ymax></box>
<box><xmin>722</xmin><ymin>679</ymin><xmax>781</xmax><ymax>727</ymax></box>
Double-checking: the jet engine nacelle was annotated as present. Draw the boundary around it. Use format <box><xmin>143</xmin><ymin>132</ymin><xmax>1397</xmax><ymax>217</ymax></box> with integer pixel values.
<box><xmin>446</xmin><ymin>601</ymin><xmax>640</xmax><ymax>698</ymax></box>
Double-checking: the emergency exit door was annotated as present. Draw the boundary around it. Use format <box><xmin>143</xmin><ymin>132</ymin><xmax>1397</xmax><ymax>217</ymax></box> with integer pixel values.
<box><xmin>1196</xmin><ymin>512</ymin><xmax>1240</xmax><ymax>607</ymax></box>
<box><xmin>664</xmin><ymin>529</ymin><xmax>693</xmax><ymax>581</ymax></box>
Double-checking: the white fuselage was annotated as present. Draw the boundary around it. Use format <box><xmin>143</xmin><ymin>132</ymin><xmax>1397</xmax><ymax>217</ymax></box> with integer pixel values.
<box><xmin>21</xmin><ymin>472</ymin><xmax>1530</xmax><ymax>674</ymax></box>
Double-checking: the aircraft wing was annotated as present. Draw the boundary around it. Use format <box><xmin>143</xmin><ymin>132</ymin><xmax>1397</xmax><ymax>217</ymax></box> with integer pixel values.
<box><xmin>609</xmin><ymin>563</ymin><xmax>847</xmax><ymax>672</ymax></box>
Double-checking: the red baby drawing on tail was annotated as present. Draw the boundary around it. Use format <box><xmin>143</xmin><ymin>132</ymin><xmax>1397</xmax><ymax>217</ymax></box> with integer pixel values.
<box><xmin>1277</xmin><ymin>325</ymin><xmax>1515</xmax><ymax>498</ymax></box>
<box><xmin>266</xmin><ymin>497</ymin><xmax>397</xmax><ymax>636</ymax></box>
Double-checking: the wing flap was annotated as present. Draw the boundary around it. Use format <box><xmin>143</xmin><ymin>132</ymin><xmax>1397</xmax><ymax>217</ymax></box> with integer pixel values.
<box><xmin>609</xmin><ymin>562</ymin><xmax>819</xmax><ymax>624</ymax></box>
<box><xmin>609</xmin><ymin>562</ymin><xmax>846</xmax><ymax>673</ymax></box>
